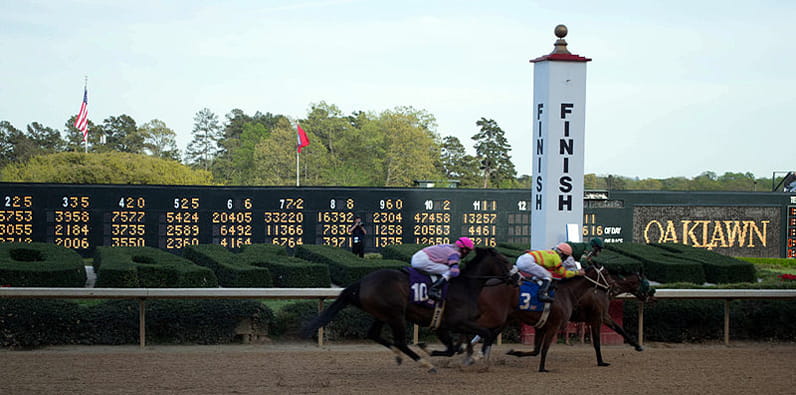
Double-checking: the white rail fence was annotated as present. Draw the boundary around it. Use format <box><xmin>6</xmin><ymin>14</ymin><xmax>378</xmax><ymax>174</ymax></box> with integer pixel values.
<box><xmin>2</xmin><ymin>288</ymin><xmax>795</xmax><ymax>347</ymax></box>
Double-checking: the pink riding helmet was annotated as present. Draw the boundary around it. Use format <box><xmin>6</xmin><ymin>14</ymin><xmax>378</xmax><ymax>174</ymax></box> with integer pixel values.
<box><xmin>455</xmin><ymin>236</ymin><xmax>474</xmax><ymax>250</ymax></box>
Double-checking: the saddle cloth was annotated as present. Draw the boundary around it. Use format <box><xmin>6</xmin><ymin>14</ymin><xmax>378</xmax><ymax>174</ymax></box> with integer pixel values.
<box><xmin>518</xmin><ymin>279</ymin><xmax>554</xmax><ymax>312</ymax></box>
<box><xmin>405</xmin><ymin>267</ymin><xmax>446</xmax><ymax>307</ymax></box>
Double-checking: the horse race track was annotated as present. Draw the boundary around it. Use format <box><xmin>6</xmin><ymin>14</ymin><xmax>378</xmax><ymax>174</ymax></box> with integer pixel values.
<box><xmin>3</xmin><ymin>342</ymin><xmax>795</xmax><ymax>394</ymax></box>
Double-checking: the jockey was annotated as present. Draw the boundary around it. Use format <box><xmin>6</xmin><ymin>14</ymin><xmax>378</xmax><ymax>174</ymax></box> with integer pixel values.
<box><xmin>515</xmin><ymin>242</ymin><xmax>584</xmax><ymax>303</ymax></box>
<box><xmin>411</xmin><ymin>237</ymin><xmax>475</xmax><ymax>301</ymax></box>
<box><xmin>561</xmin><ymin>237</ymin><xmax>605</xmax><ymax>271</ymax></box>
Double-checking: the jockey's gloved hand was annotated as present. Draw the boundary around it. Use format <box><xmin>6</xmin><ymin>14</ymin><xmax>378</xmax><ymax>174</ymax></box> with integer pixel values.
<box><xmin>449</xmin><ymin>264</ymin><xmax>460</xmax><ymax>278</ymax></box>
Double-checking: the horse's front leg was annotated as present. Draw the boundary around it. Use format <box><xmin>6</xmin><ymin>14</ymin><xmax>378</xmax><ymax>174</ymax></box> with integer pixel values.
<box><xmin>589</xmin><ymin>317</ymin><xmax>610</xmax><ymax>367</ymax></box>
<box><xmin>426</xmin><ymin>328</ymin><xmax>462</xmax><ymax>357</ymax></box>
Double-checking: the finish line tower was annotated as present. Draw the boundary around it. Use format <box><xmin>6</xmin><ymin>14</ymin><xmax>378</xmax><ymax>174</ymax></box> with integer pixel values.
<box><xmin>530</xmin><ymin>25</ymin><xmax>591</xmax><ymax>250</ymax></box>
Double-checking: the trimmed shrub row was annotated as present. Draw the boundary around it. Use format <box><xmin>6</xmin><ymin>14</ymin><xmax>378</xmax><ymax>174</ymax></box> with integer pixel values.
<box><xmin>295</xmin><ymin>244</ymin><xmax>406</xmax><ymax>287</ymax></box>
<box><xmin>0</xmin><ymin>242</ymin><xmax>86</xmax><ymax>287</ymax></box>
<box><xmin>0</xmin><ymin>298</ymin><xmax>273</xmax><ymax>349</ymax></box>
<box><xmin>94</xmin><ymin>246</ymin><xmax>218</xmax><ymax>288</ymax></box>
<box><xmin>183</xmin><ymin>244</ymin><xmax>273</xmax><ymax>287</ymax></box>
<box><xmin>240</xmin><ymin>245</ymin><xmax>330</xmax><ymax>287</ymax></box>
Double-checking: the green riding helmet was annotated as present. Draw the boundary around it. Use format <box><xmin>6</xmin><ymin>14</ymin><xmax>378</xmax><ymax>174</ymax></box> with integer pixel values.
<box><xmin>590</xmin><ymin>237</ymin><xmax>605</xmax><ymax>250</ymax></box>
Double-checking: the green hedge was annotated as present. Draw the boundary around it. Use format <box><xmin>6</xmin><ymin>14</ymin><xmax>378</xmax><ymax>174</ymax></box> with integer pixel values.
<box><xmin>240</xmin><ymin>245</ymin><xmax>330</xmax><ymax>287</ymax></box>
<box><xmin>295</xmin><ymin>244</ymin><xmax>406</xmax><ymax>287</ymax></box>
<box><xmin>0</xmin><ymin>299</ymin><xmax>273</xmax><ymax>349</ymax></box>
<box><xmin>0</xmin><ymin>242</ymin><xmax>85</xmax><ymax>287</ymax></box>
<box><xmin>94</xmin><ymin>246</ymin><xmax>218</xmax><ymax>288</ymax></box>
<box><xmin>183</xmin><ymin>244</ymin><xmax>273</xmax><ymax>287</ymax></box>
<box><xmin>381</xmin><ymin>243</ymin><xmax>427</xmax><ymax>262</ymax></box>
<box><xmin>651</xmin><ymin>243</ymin><xmax>756</xmax><ymax>283</ymax></box>
<box><xmin>607</xmin><ymin>243</ymin><xmax>706</xmax><ymax>284</ymax></box>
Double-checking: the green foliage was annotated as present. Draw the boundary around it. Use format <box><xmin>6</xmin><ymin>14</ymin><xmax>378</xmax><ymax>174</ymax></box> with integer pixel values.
<box><xmin>739</xmin><ymin>257</ymin><xmax>796</xmax><ymax>269</ymax></box>
<box><xmin>0</xmin><ymin>299</ymin><xmax>273</xmax><ymax>348</ymax></box>
<box><xmin>472</xmin><ymin>117</ymin><xmax>517</xmax><ymax>188</ymax></box>
<box><xmin>182</xmin><ymin>244</ymin><xmax>273</xmax><ymax>287</ymax></box>
<box><xmin>1</xmin><ymin>152</ymin><xmax>213</xmax><ymax>184</ymax></box>
<box><xmin>139</xmin><ymin>119</ymin><xmax>181</xmax><ymax>161</ymax></box>
<box><xmin>240</xmin><ymin>245</ymin><xmax>331</xmax><ymax>287</ymax></box>
<box><xmin>94</xmin><ymin>246</ymin><xmax>218</xmax><ymax>288</ymax></box>
<box><xmin>295</xmin><ymin>244</ymin><xmax>405</xmax><ymax>286</ymax></box>
<box><xmin>186</xmin><ymin>108</ymin><xmax>223</xmax><ymax>171</ymax></box>
<box><xmin>607</xmin><ymin>243</ymin><xmax>706</xmax><ymax>284</ymax></box>
<box><xmin>624</xmin><ymin>298</ymin><xmax>796</xmax><ymax>342</ymax></box>
<box><xmin>0</xmin><ymin>242</ymin><xmax>85</xmax><ymax>287</ymax></box>
<box><xmin>651</xmin><ymin>243</ymin><xmax>756</xmax><ymax>283</ymax></box>
<box><xmin>381</xmin><ymin>243</ymin><xmax>428</xmax><ymax>262</ymax></box>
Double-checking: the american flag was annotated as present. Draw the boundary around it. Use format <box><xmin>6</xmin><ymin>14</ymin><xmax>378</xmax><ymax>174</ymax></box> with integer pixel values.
<box><xmin>74</xmin><ymin>87</ymin><xmax>88</xmax><ymax>141</ymax></box>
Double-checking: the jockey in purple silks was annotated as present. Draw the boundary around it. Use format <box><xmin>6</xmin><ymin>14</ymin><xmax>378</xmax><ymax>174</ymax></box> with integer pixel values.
<box><xmin>410</xmin><ymin>237</ymin><xmax>475</xmax><ymax>301</ymax></box>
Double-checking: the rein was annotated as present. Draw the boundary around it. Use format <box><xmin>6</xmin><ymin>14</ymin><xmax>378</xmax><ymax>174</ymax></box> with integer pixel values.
<box><xmin>583</xmin><ymin>265</ymin><xmax>611</xmax><ymax>291</ymax></box>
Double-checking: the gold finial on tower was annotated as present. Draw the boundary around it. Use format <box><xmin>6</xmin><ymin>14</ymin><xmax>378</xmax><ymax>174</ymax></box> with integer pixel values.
<box><xmin>551</xmin><ymin>24</ymin><xmax>571</xmax><ymax>55</ymax></box>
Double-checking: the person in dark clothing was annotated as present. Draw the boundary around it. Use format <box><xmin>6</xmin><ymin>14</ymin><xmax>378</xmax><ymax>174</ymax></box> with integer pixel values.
<box><xmin>348</xmin><ymin>216</ymin><xmax>366</xmax><ymax>257</ymax></box>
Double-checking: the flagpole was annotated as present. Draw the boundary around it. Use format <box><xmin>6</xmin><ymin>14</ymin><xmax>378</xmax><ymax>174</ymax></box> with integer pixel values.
<box><xmin>83</xmin><ymin>76</ymin><xmax>88</xmax><ymax>154</ymax></box>
<box><xmin>296</xmin><ymin>148</ymin><xmax>300</xmax><ymax>187</ymax></box>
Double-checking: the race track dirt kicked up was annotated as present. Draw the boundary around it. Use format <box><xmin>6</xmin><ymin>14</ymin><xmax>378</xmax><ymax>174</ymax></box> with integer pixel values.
<box><xmin>3</xmin><ymin>342</ymin><xmax>795</xmax><ymax>394</ymax></box>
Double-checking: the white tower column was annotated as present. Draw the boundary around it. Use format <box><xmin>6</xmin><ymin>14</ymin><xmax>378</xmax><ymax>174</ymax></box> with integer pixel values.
<box><xmin>530</xmin><ymin>25</ymin><xmax>591</xmax><ymax>250</ymax></box>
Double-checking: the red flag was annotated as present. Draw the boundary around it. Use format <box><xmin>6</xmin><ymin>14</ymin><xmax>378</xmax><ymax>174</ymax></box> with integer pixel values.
<box><xmin>296</xmin><ymin>123</ymin><xmax>310</xmax><ymax>153</ymax></box>
<box><xmin>74</xmin><ymin>87</ymin><xmax>89</xmax><ymax>142</ymax></box>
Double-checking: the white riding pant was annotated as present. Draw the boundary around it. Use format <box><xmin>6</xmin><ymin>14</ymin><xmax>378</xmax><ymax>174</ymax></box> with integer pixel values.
<box><xmin>411</xmin><ymin>250</ymin><xmax>454</xmax><ymax>280</ymax></box>
<box><xmin>515</xmin><ymin>253</ymin><xmax>551</xmax><ymax>281</ymax></box>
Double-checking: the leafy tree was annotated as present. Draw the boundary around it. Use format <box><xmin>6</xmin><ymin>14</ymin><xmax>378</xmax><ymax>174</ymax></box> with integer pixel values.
<box><xmin>26</xmin><ymin>122</ymin><xmax>65</xmax><ymax>154</ymax></box>
<box><xmin>376</xmin><ymin>107</ymin><xmax>442</xmax><ymax>186</ymax></box>
<box><xmin>63</xmin><ymin>115</ymin><xmax>101</xmax><ymax>152</ymax></box>
<box><xmin>472</xmin><ymin>117</ymin><xmax>516</xmax><ymax>188</ymax></box>
<box><xmin>250</xmin><ymin>117</ymin><xmax>332</xmax><ymax>185</ymax></box>
<box><xmin>0</xmin><ymin>121</ymin><xmax>27</xmax><ymax>165</ymax></box>
<box><xmin>1</xmin><ymin>152</ymin><xmax>213</xmax><ymax>185</ymax></box>
<box><xmin>98</xmin><ymin>114</ymin><xmax>144</xmax><ymax>153</ymax></box>
<box><xmin>440</xmin><ymin>136</ymin><xmax>480</xmax><ymax>187</ymax></box>
<box><xmin>139</xmin><ymin>119</ymin><xmax>181</xmax><ymax>161</ymax></box>
<box><xmin>185</xmin><ymin>108</ymin><xmax>222</xmax><ymax>171</ymax></box>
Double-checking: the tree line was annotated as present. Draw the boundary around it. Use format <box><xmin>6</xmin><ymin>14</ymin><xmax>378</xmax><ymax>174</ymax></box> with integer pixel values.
<box><xmin>0</xmin><ymin>102</ymin><xmax>779</xmax><ymax>190</ymax></box>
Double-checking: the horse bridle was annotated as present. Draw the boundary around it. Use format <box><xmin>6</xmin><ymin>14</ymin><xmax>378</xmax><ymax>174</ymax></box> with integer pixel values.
<box><xmin>583</xmin><ymin>265</ymin><xmax>611</xmax><ymax>291</ymax></box>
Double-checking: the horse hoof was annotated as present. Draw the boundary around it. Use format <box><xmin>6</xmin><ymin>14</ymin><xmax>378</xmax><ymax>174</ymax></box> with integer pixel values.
<box><xmin>635</xmin><ymin>346</ymin><xmax>644</xmax><ymax>352</ymax></box>
<box><xmin>427</xmin><ymin>367</ymin><xmax>438</xmax><ymax>374</ymax></box>
<box><xmin>598</xmin><ymin>362</ymin><xmax>611</xmax><ymax>367</ymax></box>
<box><xmin>395</xmin><ymin>356</ymin><xmax>402</xmax><ymax>365</ymax></box>
<box><xmin>462</xmin><ymin>357</ymin><xmax>474</xmax><ymax>367</ymax></box>
<box><xmin>539</xmin><ymin>368</ymin><xmax>549</xmax><ymax>373</ymax></box>
<box><xmin>417</xmin><ymin>342</ymin><xmax>427</xmax><ymax>350</ymax></box>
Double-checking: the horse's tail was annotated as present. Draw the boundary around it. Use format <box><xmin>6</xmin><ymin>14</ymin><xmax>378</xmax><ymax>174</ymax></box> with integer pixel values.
<box><xmin>299</xmin><ymin>281</ymin><xmax>361</xmax><ymax>339</ymax></box>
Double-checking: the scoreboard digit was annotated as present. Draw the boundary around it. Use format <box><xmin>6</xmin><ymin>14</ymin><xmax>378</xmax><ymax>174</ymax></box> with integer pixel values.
<box><xmin>159</xmin><ymin>196</ymin><xmax>200</xmax><ymax>250</ymax></box>
<box><xmin>264</xmin><ymin>197</ymin><xmax>305</xmax><ymax>248</ymax></box>
<box><xmin>0</xmin><ymin>194</ymin><xmax>34</xmax><ymax>243</ymax></box>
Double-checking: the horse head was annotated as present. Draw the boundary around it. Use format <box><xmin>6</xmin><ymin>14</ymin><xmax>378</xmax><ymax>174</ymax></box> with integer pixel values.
<box><xmin>610</xmin><ymin>272</ymin><xmax>656</xmax><ymax>303</ymax></box>
<box><xmin>461</xmin><ymin>247</ymin><xmax>512</xmax><ymax>282</ymax></box>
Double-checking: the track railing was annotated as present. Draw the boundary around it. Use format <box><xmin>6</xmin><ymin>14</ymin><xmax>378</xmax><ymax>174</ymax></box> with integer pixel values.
<box><xmin>2</xmin><ymin>288</ymin><xmax>795</xmax><ymax>347</ymax></box>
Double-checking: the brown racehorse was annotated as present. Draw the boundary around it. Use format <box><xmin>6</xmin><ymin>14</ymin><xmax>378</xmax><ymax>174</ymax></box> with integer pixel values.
<box><xmin>299</xmin><ymin>247</ymin><xmax>513</xmax><ymax>373</ymax></box>
<box><xmin>507</xmin><ymin>271</ymin><xmax>655</xmax><ymax>365</ymax></box>
<box><xmin>463</xmin><ymin>264</ymin><xmax>617</xmax><ymax>372</ymax></box>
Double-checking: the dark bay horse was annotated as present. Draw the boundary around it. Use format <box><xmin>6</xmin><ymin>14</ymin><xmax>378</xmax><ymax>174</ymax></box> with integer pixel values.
<box><xmin>465</xmin><ymin>264</ymin><xmax>616</xmax><ymax>372</ymax></box>
<box><xmin>507</xmin><ymin>271</ymin><xmax>656</xmax><ymax>365</ymax></box>
<box><xmin>299</xmin><ymin>247</ymin><xmax>513</xmax><ymax>372</ymax></box>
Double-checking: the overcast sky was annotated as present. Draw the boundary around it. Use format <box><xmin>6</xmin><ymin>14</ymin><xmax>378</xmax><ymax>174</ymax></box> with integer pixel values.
<box><xmin>2</xmin><ymin>0</ymin><xmax>794</xmax><ymax>180</ymax></box>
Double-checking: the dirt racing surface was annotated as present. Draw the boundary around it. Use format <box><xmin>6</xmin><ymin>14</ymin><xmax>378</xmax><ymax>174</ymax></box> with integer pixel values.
<box><xmin>3</xmin><ymin>341</ymin><xmax>795</xmax><ymax>394</ymax></box>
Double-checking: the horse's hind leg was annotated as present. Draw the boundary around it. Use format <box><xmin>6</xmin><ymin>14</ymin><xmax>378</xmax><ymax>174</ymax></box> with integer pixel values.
<box><xmin>387</xmin><ymin>322</ymin><xmax>437</xmax><ymax>373</ymax></box>
<box><xmin>603</xmin><ymin>316</ymin><xmax>643</xmax><ymax>351</ymax></box>
<box><xmin>537</xmin><ymin>327</ymin><xmax>558</xmax><ymax>372</ymax></box>
<box><xmin>366</xmin><ymin>321</ymin><xmax>403</xmax><ymax>364</ymax></box>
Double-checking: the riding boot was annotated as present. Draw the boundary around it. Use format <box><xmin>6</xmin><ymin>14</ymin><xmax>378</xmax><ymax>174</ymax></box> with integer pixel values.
<box><xmin>428</xmin><ymin>278</ymin><xmax>447</xmax><ymax>301</ymax></box>
<box><xmin>538</xmin><ymin>279</ymin><xmax>554</xmax><ymax>303</ymax></box>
